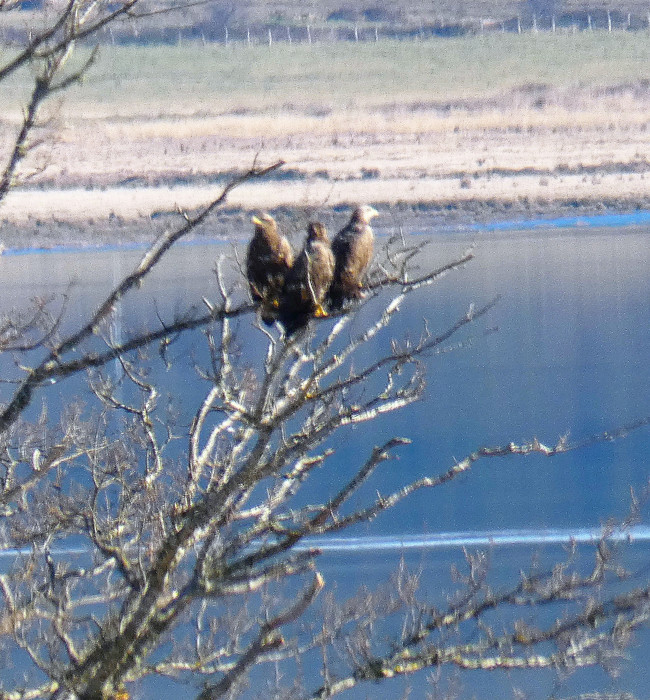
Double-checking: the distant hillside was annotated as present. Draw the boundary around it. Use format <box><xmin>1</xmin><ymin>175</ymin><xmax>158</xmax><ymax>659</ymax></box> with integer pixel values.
<box><xmin>154</xmin><ymin>0</ymin><xmax>650</xmax><ymax>27</ymax></box>
<box><xmin>223</xmin><ymin>1</ymin><xmax>650</xmax><ymax>25</ymax></box>
<box><xmin>7</xmin><ymin>0</ymin><xmax>650</xmax><ymax>45</ymax></box>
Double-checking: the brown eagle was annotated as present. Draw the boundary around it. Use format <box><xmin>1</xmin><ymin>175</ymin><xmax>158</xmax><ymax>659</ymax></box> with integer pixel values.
<box><xmin>247</xmin><ymin>213</ymin><xmax>294</xmax><ymax>325</ymax></box>
<box><xmin>328</xmin><ymin>204</ymin><xmax>378</xmax><ymax>310</ymax></box>
<box><xmin>279</xmin><ymin>221</ymin><xmax>335</xmax><ymax>336</ymax></box>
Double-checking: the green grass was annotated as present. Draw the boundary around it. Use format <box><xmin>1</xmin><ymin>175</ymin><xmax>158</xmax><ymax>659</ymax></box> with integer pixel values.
<box><xmin>4</xmin><ymin>31</ymin><xmax>650</xmax><ymax>117</ymax></box>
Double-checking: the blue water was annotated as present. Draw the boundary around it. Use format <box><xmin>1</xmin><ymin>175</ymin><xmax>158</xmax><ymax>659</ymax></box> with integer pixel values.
<box><xmin>0</xmin><ymin>222</ymin><xmax>649</xmax><ymax>699</ymax></box>
<box><xmin>467</xmin><ymin>209</ymin><xmax>650</xmax><ymax>233</ymax></box>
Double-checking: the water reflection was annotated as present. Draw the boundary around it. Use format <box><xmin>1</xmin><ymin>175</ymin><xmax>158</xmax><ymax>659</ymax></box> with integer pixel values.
<box><xmin>313</xmin><ymin>539</ymin><xmax>650</xmax><ymax>700</ymax></box>
<box><xmin>0</xmin><ymin>224</ymin><xmax>648</xmax><ymax>698</ymax></box>
<box><xmin>1</xmin><ymin>226</ymin><xmax>648</xmax><ymax>534</ymax></box>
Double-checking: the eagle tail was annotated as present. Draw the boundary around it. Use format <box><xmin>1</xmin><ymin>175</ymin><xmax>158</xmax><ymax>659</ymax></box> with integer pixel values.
<box><xmin>327</xmin><ymin>287</ymin><xmax>344</xmax><ymax>311</ymax></box>
<box><xmin>279</xmin><ymin>308</ymin><xmax>311</xmax><ymax>337</ymax></box>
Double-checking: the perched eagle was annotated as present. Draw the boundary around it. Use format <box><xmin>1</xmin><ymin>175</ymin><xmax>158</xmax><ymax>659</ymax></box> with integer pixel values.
<box><xmin>247</xmin><ymin>213</ymin><xmax>294</xmax><ymax>325</ymax></box>
<box><xmin>328</xmin><ymin>204</ymin><xmax>378</xmax><ymax>310</ymax></box>
<box><xmin>279</xmin><ymin>221</ymin><xmax>335</xmax><ymax>336</ymax></box>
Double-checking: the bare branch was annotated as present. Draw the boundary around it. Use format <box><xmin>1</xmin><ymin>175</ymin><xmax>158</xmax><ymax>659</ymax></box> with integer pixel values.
<box><xmin>197</xmin><ymin>573</ymin><xmax>324</xmax><ymax>700</ymax></box>
<box><xmin>0</xmin><ymin>161</ymin><xmax>284</xmax><ymax>435</ymax></box>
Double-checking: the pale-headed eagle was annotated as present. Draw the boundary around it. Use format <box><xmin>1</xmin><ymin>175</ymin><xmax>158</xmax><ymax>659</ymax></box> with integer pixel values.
<box><xmin>279</xmin><ymin>221</ymin><xmax>335</xmax><ymax>336</ymax></box>
<box><xmin>247</xmin><ymin>213</ymin><xmax>294</xmax><ymax>325</ymax></box>
<box><xmin>328</xmin><ymin>204</ymin><xmax>378</xmax><ymax>310</ymax></box>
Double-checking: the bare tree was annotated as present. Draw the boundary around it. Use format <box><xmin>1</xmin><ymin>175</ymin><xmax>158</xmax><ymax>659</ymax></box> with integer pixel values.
<box><xmin>0</xmin><ymin>3</ymin><xmax>649</xmax><ymax>700</ymax></box>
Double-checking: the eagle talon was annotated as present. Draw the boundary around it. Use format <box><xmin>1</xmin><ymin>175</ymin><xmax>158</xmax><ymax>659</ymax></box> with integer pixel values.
<box><xmin>303</xmin><ymin>378</ymin><xmax>319</xmax><ymax>399</ymax></box>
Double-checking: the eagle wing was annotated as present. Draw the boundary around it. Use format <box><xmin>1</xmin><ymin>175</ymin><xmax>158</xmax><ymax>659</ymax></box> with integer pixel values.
<box><xmin>279</xmin><ymin>224</ymin><xmax>335</xmax><ymax>336</ymax></box>
<box><xmin>329</xmin><ymin>211</ymin><xmax>375</xmax><ymax>309</ymax></box>
<box><xmin>247</xmin><ymin>214</ymin><xmax>294</xmax><ymax>323</ymax></box>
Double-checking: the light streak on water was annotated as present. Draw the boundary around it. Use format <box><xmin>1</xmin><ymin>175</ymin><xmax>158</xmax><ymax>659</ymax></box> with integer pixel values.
<box><xmin>299</xmin><ymin>526</ymin><xmax>650</xmax><ymax>552</ymax></box>
<box><xmin>1</xmin><ymin>528</ymin><xmax>649</xmax><ymax>567</ymax></box>
<box><xmin>0</xmin><ymin>546</ymin><xmax>87</xmax><ymax>559</ymax></box>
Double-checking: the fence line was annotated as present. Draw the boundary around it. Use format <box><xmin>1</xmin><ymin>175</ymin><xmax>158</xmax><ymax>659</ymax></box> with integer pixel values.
<box><xmin>1</xmin><ymin>13</ymin><xmax>650</xmax><ymax>49</ymax></box>
<box><xmin>122</xmin><ymin>13</ymin><xmax>650</xmax><ymax>47</ymax></box>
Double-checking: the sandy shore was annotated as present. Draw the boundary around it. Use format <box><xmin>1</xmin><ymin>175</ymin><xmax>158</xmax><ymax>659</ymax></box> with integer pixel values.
<box><xmin>1</xmin><ymin>86</ymin><xmax>650</xmax><ymax>249</ymax></box>
<box><xmin>2</xmin><ymin>173</ymin><xmax>649</xmax><ymax>250</ymax></box>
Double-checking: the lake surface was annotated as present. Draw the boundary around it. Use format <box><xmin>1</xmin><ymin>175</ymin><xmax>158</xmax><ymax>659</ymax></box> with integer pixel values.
<box><xmin>4</xmin><ymin>225</ymin><xmax>647</xmax><ymax>531</ymax></box>
<box><xmin>0</xmin><ymin>224</ymin><xmax>648</xmax><ymax>698</ymax></box>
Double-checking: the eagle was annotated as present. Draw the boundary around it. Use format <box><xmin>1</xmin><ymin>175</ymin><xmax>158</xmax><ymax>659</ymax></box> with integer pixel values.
<box><xmin>328</xmin><ymin>204</ymin><xmax>378</xmax><ymax>310</ymax></box>
<box><xmin>279</xmin><ymin>221</ymin><xmax>335</xmax><ymax>336</ymax></box>
<box><xmin>247</xmin><ymin>213</ymin><xmax>294</xmax><ymax>325</ymax></box>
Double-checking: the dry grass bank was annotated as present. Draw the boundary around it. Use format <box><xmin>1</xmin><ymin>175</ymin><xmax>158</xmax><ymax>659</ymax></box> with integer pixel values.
<box><xmin>1</xmin><ymin>34</ymin><xmax>649</xmax><ymax>242</ymax></box>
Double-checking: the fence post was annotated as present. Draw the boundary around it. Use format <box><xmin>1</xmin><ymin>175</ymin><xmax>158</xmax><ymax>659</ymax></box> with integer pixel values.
<box><xmin>268</xmin><ymin>28</ymin><xmax>272</xmax><ymax>46</ymax></box>
<box><xmin>607</xmin><ymin>11</ymin><xmax>611</xmax><ymax>32</ymax></box>
<box><xmin>374</xmin><ymin>26</ymin><xmax>378</xmax><ymax>41</ymax></box>
<box><xmin>354</xmin><ymin>24</ymin><xmax>358</xmax><ymax>42</ymax></box>
<box><xmin>287</xmin><ymin>26</ymin><xmax>291</xmax><ymax>44</ymax></box>
<box><xmin>588</xmin><ymin>14</ymin><xmax>592</xmax><ymax>31</ymax></box>
<box><xmin>247</xmin><ymin>27</ymin><xmax>250</xmax><ymax>45</ymax></box>
<box><xmin>225</xmin><ymin>26</ymin><xmax>228</xmax><ymax>45</ymax></box>
<box><xmin>551</xmin><ymin>15</ymin><xmax>556</xmax><ymax>33</ymax></box>
<box><xmin>517</xmin><ymin>16</ymin><xmax>521</xmax><ymax>34</ymax></box>
<box><xmin>307</xmin><ymin>24</ymin><xmax>312</xmax><ymax>44</ymax></box>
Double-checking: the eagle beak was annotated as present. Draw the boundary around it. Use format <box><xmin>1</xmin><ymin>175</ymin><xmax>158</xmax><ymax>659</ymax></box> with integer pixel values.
<box><xmin>367</xmin><ymin>206</ymin><xmax>379</xmax><ymax>220</ymax></box>
<box><xmin>251</xmin><ymin>215</ymin><xmax>263</xmax><ymax>226</ymax></box>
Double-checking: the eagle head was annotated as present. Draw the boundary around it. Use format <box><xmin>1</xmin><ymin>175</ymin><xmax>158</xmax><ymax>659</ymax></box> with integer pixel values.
<box><xmin>307</xmin><ymin>221</ymin><xmax>329</xmax><ymax>243</ymax></box>
<box><xmin>351</xmin><ymin>204</ymin><xmax>379</xmax><ymax>225</ymax></box>
<box><xmin>251</xmin><ymin>212</ymin><xmax>278</xmax><ymax>236</ymax></box>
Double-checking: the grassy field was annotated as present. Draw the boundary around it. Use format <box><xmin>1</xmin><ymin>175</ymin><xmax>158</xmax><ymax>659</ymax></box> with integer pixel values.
<box><xmin>1</xmin><ymin>30</ymin><xmax>650</xmax><ymax>237</ymax></box>
<box><xmin>1</xmin><ymin>30</ymin><xmax>647</xmax><ymax>118</ymax></box>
